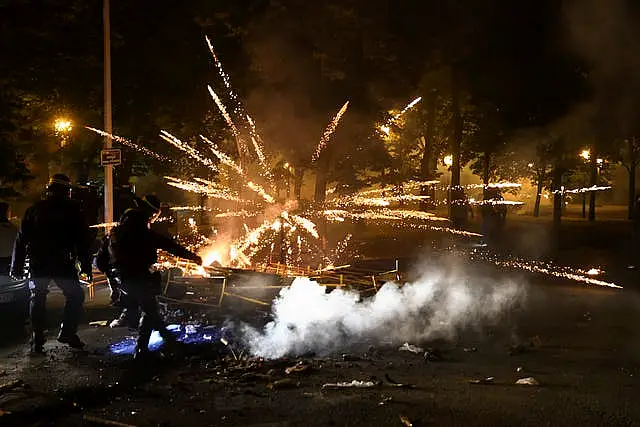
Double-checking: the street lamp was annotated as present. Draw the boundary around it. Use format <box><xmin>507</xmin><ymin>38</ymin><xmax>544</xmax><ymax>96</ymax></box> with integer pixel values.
<box><xmin>54</xmin><ymin>118</ymin><xmax>73</xmax><ymax>148</ymax></box>
<box><xmin>580</xmin><ymin>149</ymin><xmax>590</xmax><ymax>161</ymax></box>
<box><xmin>443</xmin><ymin>154</ymin><xmax>453</xmax><ymax>215</ymax></box>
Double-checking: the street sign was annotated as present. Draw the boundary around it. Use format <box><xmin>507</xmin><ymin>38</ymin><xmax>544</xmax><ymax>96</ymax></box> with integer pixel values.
<box><xmin>101</xmin><ymin>148</ymin><xmax>122</xmax><ymax>166</ymax></box>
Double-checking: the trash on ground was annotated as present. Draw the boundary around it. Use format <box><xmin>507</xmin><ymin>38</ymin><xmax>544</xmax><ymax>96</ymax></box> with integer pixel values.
<box><xmin>385</xmin><ymin>373</ymin><xmax>416</xmax><ymax>389</ymax></box>
<box><xmin>423</xmin><ymin>348</ymin><xmax>443</xmax><ymax>362</ymax></box>
<box><xmin>83</xmin><ymin>415</ymin><xmax>138</xmax><ymax>427</ymax></box>
<box><xmin>89</xmin><ymin>320</ymin><xmax>109</xmax><ymax>327</ymax></box>
<box><xmin>515</xmin><ymin>377</ymin><xmax>540</xmax><ymax>386</ymax></box>
<box><xmin>285</xmin><ymin>362</ymin><xmax>311</xmax><ymax>375</ymax></box>
<box><xmin>464</xmin><ymin>347</ymin><xmax>477</xmax><ymax>353</ymax></box>
<box><xmin>342</xmin><ymin>353</ymin><xmax>362</xmax><ymax>361</ymax></box>
<box><xmin>0</xmin><ymin>380</ymin><xmax>23</xmax><ymax>393</ymax></box>
<box><xmin>321</xmin><ymin>380</ymin><xmax>378</xmax><ymax>390</ymax></box>
<box><xmin>267</xmin><ymin>379</ymin><xmax>299</xmax><ymax>390</ymax></box>
<box><xmin>378</xmin><ymin>395</ymin><xmax>393</xmax><ymax>406</ymax></box>
<box><xmin>469</xmin><ymin>377</ymin><xmax>495</xmax><ymax>385</ymax></box>
<box><xmin>399</xmin><ymin>343</ymin><xmax>424</xmax><ymax>354</ymax></box>
<box><xmin>399</xmin><ymin>415</ymin><xmax>413</xmax><ymax>426</ymax></box>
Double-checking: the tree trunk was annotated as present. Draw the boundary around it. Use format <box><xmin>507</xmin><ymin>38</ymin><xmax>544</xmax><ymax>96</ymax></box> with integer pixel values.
<box><xmin>628</xmin><ymin>163</ymin><xmax>636</xmax><ymax>220</ymax></box>
<box><xmin>314</xmin><ymin>155</ymin><xmax>329</xmax><ymax>203</ymax></box>
<box><xmin>533</xmin><ymin>172</ymin><xmax>543</xmax><ymax>217</ymax></box>
<box><xmin>482</xmin><ymin>152</ymin><xmax>491</xmax><ymax>186</ymax></box>
<box><xmin>420</xmin><ymin>91</ymin><xmax>437</xmax><ymax>211</ymax></box>
<box><xmin>294</xmin><ymin>167</ymin><xmax>304</xmax><ymax>201</ymax></box>
<box><xmin>450</xmin><ymin>69</ymin><xmax>464</xmax><ymax>227</ymax></box>
<box><xmin>551</xmin><ymin>164</ymin><xmax>563</xmax><ymax>256</ymax></box>
<box><xmin>588</xmin><ymin>150</ymin><xmax>597</xmax><ymax>221</ymax></box>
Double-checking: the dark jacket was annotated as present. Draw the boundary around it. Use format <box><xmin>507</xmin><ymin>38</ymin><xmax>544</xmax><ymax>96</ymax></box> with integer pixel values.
<box><xmin>109</xmin><ymin>208</ymin><xmax>198</xmax><ymax>275</ymax></box>
<box><xmin>12</xmin><ymin>195</ymin><xmax>92</xmax><ymax>277</ymax></box>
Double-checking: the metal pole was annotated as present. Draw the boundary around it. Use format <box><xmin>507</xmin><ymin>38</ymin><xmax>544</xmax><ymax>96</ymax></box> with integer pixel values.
<box><xmin>103</xmin><ymin>0</ymin><xmax>114</xmax><ymax>225</ymax></box>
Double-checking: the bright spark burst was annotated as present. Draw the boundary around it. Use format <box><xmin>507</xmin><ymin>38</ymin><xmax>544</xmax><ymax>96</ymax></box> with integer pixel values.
<box><xmin>392</xmin><ymin>96</ymin><xmax>422</xmax><ymax>121</ymax></box>
<box><xmin>159</xmin><ymin>130</ymin><xmax>217</xmax><ymax>172</ymax></box>
<box><xmin>200</xmin><ymin>135</ymin><xmax>245</xmax><ymax>176</ymax></box>
<box><xmin>247</xmin><ymin>181</ymin><xmax>276</xmax><ymax>203</ymax></box>
<box><xmin>554</xmin><ymin>185</ymin><xmax>612</xmax><ymax>194</ymax></box>
<box><xmin>206</xmin><ymin>86</ymin><xmax>247</xmax><ymax>156</ymax></box>
<box><xmin>312</xmin><ymin>101</ymin><xmax>350</xmax><ymax>162</ymax></box>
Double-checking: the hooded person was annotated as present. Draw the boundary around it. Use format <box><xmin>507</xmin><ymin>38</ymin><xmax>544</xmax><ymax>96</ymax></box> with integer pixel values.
<box><xmin>11</xmin><ymin>174</ymin><xmax>92</xmax><ymax>353</ymax></box>
<box><xmin>107</xmin><ymin>194</ymin><xmax>202</xmax><ymax>359</ymax></box>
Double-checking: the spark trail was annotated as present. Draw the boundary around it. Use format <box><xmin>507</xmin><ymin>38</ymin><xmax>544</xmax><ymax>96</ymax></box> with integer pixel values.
<box><xmin>85</xmin><ymin>127</ymin><xmax>169</xmax><ymax>162</ymax></box>
<box><xmin>159</xmin><ymin>130</ymin><xmax>218</xmax><ymax>172</ymax></box>
<box><xmin>312</xmin><ymin>101</ymin><xmax>350</xmax><ymax>162</ymax></box>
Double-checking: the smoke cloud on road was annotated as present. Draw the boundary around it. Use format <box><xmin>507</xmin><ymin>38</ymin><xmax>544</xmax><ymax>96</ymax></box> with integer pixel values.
<box><xmin>242</xmin><ymin>259</ymin><xmax>526</xmax><ymax>358</ymax></box>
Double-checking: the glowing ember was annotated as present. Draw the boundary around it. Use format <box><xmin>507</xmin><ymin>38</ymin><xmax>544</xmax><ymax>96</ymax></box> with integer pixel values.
<box><xmin>86</xmin><ymin>127</ymin><xmax>170</xmax><ymax>162</ymax></box>
<box><xmin>159</xmin><ymin>130</ymin><xmax>218</xmax><ymax>172</ymax></box>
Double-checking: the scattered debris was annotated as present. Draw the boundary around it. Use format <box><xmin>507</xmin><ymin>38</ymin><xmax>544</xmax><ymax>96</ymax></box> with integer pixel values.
<box><xmin>463</xmin><ymin>347</ymin><xmax>477</xmax><ymax>353</ymax></box>
<box><xmin>89</xmin><ymin>320</ymin><xmax>109</xmax><ymax>327</ymax></box>
<box><xmin>469</xmin><ymin>377</ymin><xmax>495</xmax><ymax>385</ymax></box>
<box><xmin>378</xmin><ymin>395</ymin><xmax>393</xmax><ymax>406</ymax></box>
<box><xmin>385</xmin><ymin>374</ymin><xmax>416</xmax><ymax>389</ymax></box>
<box><xmin>516</xmin><ymin>366</ymin><xmax>523</xmax><ymax>373</ymax></box>
<box><xmin>0</xmin><ymin>409</ymin><xmax>11</xmax><ymax>416</ymax></box>
<box><xmin>399</xmin><ymin>415</ymin><xmax>413</xmax><ymax>426</ymax></box>
<box><xmin>82</xmin><ymin>415</ymin><xmax>137</xmax><ymax>427</ymax></box>
<box><xmin>515</xmin><ymin>377</ymin><xmax>540</xmax><ymax>386</ymax></box>
<box><xmin>423</xmin><ymin>348</ymin><xmax>443</xmax><ymax>362</ymax></box>
<box><xmin>321</xmin><ymin>380</ymin><xmax>378</xmax><ymax>390</ymax></box>
<box><xmin>0</xmin><ymin>380</ymin><xmax>23</xmax><ymax>394</ymax></box>
<box><xmin>285</xmin><ymin>362</ymin><xmax>311</xmax><ymax>375</ymax></box>
<box><xmin>267</xmin><ymin>379</ymin><xmax>299</xmax><ymax>390</ymax></box>
<box><xmin>341</xmin><ymin>353</ymin><xmax>362</xmax><ymax>362</ymax></box>
<box><xmin>399</xmin><ymin>343</ymin><xmax>424</xmax><ymax>354</ymax></box>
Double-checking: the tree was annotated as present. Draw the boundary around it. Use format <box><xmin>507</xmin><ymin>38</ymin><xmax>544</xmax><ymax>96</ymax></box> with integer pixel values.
<box><xmin>619</xmin><ymin>137</ymin><xmax>640</xmax><ymax>219</ymax></box>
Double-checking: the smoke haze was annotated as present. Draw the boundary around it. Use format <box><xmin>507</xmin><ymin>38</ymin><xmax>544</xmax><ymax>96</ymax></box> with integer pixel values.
<box><xmin>242</xmin><ymin>258</ymin><xmax>526</xmax><ymax>358</ymax></box>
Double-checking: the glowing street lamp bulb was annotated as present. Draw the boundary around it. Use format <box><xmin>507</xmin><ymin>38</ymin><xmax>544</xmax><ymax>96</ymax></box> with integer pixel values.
<box><xmin>379</xmin><ymin>125</ymin><xmax>390</xmax><ymax>135</ymax></box>
<box><xmin>443</xmin><ymin>155</ymin><xmax>453</xmax><ymax>167</ymax></box>
<box><xmin>596</xmin><ymin>158</ymin><xmax>603</xmax><ymax>165</ymax></box>
<box><xmin>54</xmin><ymin>119</ymin><xmax>72</xmax><ymax>133</ymax></box>
<box><xmin>580</xmin><ymin>149</ymin><xmax>590</xmax><ymax>160</ymax></box>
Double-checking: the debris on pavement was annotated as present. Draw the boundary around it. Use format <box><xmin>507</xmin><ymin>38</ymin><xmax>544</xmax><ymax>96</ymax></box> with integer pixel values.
<box><xmin>399</xmin><ymin>415</ymin><xmax>413</xmax><ymax>426</ymax></box>
<box><xmin>469</xmin><ymin>377</ymin><xmax>495</xmax><ymax>385</ymax></box>
<box><xmin>399</xmin><ymin>343</ymin><xmax>424</xmax><ymax>354</ymax></box>
<box><xmin>341</xmin><ymin>353</ymin><xmax>362</xmax><ymax>361</ymax></box>
<box><xmin>267</xmin><ymin>379</ymin><xmax>299</xmax><ymax>390</ymax></box>
<box><xmin>515</xmin><ymin>377</ymin><xmax>540</xmax><ymax>386</ymax></box>
<box><xmin>0</xmin><ymin>409</ymin><xmax>11</xmax><ymax>416</ymax></box>
<box><xmin>464</xmin><ymin>347</ymin><xmax>477</xmax><ymax>353</ymax></box>
<box><xmin>385</xmin><ymin>374</ymin><xmax>416</xmax><ymax>389</ymax></box>
<box><xmin>516</xmin><ymin>366</ymin><xmax>523</xmax><ymax>373</ymax></box>
<box><xmin>83</xmin><ymin>414</ymin><xmax>138</xmax><ymax>427</ymax></box>
<box><xmin>378</xmin><ymin>395</ymin><xmax>393</xmax><ymax>406</ymax></box>
<box><xmin>321</xmin><ymin>380</ymin><xmax>379</xmax><ymax>390</ymax></box>
<box><xmin>89</xmin><ymin>320</ymin><xmax>109</xmax><ymax>327</ymax></box>
<box><xmin>423</xmin><ymin>348</ymin><xmax>443</xmax><ymax>362</ymax></box>
<box><xmin>0</xmin><ymin>380</ymin><xmax>23</xmax><ymax>394</ymax></box>
<box><xmin>284</xmin><ymin>362</ymin><xmax>311</xmax><ymax>375</ymax></box>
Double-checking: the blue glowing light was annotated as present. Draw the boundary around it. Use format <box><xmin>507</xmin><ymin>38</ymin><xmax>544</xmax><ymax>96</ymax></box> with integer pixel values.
<box><xmin>108</xmin><ymin>324</ymin><xmax>226</xmax><ymax>355</ymax></box>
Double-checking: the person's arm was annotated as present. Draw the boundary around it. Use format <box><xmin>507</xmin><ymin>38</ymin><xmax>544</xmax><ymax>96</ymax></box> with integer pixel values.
<box><xmin>152</xmin><ymin>232</ymin><xmax>202</xmax><ymax>264</ymax></box>
<box><xmin>10</xmin><ymin>208</ymin><xmax>32</xmax><ymax>278</ymax></box>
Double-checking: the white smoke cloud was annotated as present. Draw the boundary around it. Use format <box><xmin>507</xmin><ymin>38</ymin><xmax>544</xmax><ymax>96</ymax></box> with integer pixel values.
<box><xmin>242</xmin><ymin>261</ymin><xmax>526</xmax><ymax>358</ymax></box>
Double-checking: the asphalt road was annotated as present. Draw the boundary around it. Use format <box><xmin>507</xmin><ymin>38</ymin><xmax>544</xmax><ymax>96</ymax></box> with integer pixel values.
<box><xmin>0</xmin><ymin>254</ymin><xmax>638</xmax><ymax>426</ymax></box>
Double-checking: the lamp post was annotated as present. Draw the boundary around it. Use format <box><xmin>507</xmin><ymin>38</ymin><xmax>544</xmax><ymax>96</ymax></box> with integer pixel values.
<box><xmin>103</xmin><ymin>0</ymin><xmax>114</xmax><ymax>226</ymax></box>
<box><xmin>579</xmin><ymin>149</ymin><xmax>590</xmax><ymax>218</ymax></box>
<box><xmin>444</xmin><ymin>154</ymin><xmax>453</xmax><ymax>216</ymax></box>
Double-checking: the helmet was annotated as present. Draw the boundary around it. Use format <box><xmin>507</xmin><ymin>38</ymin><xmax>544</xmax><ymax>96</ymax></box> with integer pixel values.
<box><xmin>134</xmin><ymin>194</ymin><xmax>162</xmax><ymax>221</ymax></box>
<box><xmin>46</xmin><ymin>174</ymin><xmax>72</xmax><ymax>198</ymax></box>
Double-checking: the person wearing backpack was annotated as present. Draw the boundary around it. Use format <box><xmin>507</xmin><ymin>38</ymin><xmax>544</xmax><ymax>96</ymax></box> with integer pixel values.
<box><xmin>108</xmin><ymin>194</ymin><xmax>202</xmax><ymax>359</ymax></box>
<box><xmin>10</xmin><ymin>174</ymin><xmax>92</xmax><ymax>353</ymax></box>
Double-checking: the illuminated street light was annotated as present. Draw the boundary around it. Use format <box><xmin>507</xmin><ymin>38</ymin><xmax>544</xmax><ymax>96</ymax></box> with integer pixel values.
<box><xmin>54</xmin><ymin>118</ymin><xmax>73</xmax><ymax>134</ymax></box>
<box><xmin>580</xmin><ymin>149</ymin><xmax>590</xmax><ymax>161</ymax></box>
<box><xmin>596</xmin><ymin>158</ymin><xmax>603</xmax><ymax>165</ymax></box>
<box><xmin>379</xmin><ymin>125</ymin><xmax>390</xmax><ymax>136</ymax></box>
<box><xmin>54</xmin><ymin>118</ymin><xmax>73</xmax><ymax>148</ymax></box>
<box><xmin>443</xmin><ymin>154</ymin><xmax>453</xmax><ymax>167</ymax></box>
